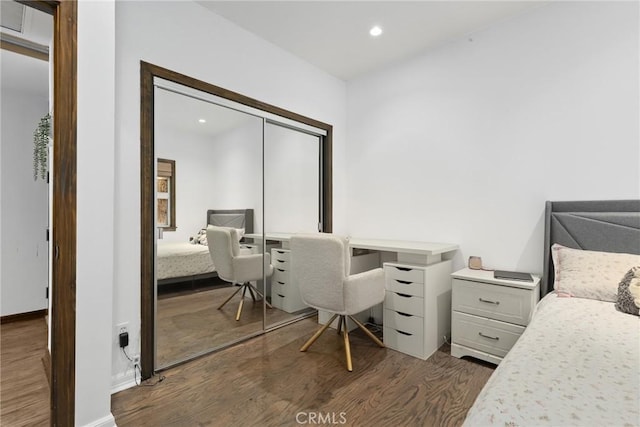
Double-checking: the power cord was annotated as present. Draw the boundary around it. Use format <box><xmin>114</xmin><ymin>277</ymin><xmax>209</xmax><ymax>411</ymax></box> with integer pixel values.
<box><xmin>121</xmin><ymin>347</ymin><xmax>165</xmax><ymax>387</ymax></box>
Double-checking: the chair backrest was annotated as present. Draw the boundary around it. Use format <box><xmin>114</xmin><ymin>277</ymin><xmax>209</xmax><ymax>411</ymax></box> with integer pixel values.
<box><xmin>290</xmin><ymin>233</ymin><xmax>350</xmax><ymax>313</ymax></box>
<box><xmin>206</xmin><ymin>225</ymin><xmax>240</xmax><ymax>282</ymax></box>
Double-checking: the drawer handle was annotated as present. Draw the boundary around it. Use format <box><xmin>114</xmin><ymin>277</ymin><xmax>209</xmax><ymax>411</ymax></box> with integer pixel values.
<box><xmin>277</xmin><ymin>260</ymin><xmax>286</xmax><ymax>263</ymax></box>
<box><xmin>276</xmin><ymin>250</ymin><xmax>285</xmax><ymax>254</ymax></box>
<box><xmin>396</xmin><ymin>292</ymin><xmax>412</xmax><ymax>298</ymax></box>
<box><xmin>277</xmin><ymin>269</ymin><xmax>285</xmax><ymax>272</ymax></box>
<box><xmin>277</xmin><ymin>294</ymin><xmax>285</xmax><ymax>298</ymax></box>
<box><xmin>395</xmin><ymin>267</ymin><xmax>412</xmax><ymax>272</ymax></box>
<box><xmin>479</xmin><ymin>297</ymin><xmax>500</xmax><ymax>305</ymax></box>
<box><xmin>478</xmin><ymin>332</ymin><xmax>499</xmax><ymax>341</ymax></box>
<box><xmin>277</xmin><ymin>281</ymin><xmax>285</xmax><ymax>285</ymax></box>
<box><xmin>396</xmin><ymin>330</ymin><xmax>413</xmax><ymax>336</ymax></box>
<box><xmin>395</xmin><ymin>280</ymin><xmax>412</xmax><ymax>285</ymax></box>
<box><xmin>396</xmin><ymin>311</ymin><xmax>412</xmax><ymax>317</ymax></box>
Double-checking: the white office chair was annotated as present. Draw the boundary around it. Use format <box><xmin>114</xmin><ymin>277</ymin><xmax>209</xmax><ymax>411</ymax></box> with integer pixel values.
<box><xmin>206</xmin><ymin>225</ymin><xmax>273</xmax><ymax>321</ymax></box>
<box><xmin>290</xmin><ymin>233</ymin><xmax>385</xmax><ymax>371</ymax></box>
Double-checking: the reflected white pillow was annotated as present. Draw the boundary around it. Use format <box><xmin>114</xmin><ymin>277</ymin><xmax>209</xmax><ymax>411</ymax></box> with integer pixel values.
<box><xmin>552</xmin><ymin>244</ymin><xmax>640</xmax><ymax>301</ymax></box>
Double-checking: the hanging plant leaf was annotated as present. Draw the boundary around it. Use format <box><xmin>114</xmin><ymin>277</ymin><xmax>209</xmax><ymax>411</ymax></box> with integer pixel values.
<box><xmin>33</xmin><ymin>113</ymin><xmax>51</xmax><ymax>181</ymax></box>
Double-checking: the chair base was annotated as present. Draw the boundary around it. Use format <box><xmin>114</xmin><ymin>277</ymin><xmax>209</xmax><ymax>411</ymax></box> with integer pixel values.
<box><xmin>218</xmin><ymin>282</ymin><xmax>272</xmax><ymax>321</ymax></box>
<box><xmin>300</xmin><ymin>314</ymin><xmax>385</xmax><ymax>372</ymax></box>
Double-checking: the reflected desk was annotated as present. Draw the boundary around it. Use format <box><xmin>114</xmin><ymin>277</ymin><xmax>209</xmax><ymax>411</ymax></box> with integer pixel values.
<box><xmin>245</xmin><ymin>233</ymin><xmax>459</xmax><ymax>360</ymax></box>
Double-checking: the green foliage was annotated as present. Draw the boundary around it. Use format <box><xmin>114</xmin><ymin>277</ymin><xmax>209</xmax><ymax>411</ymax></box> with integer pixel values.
<box><xmin>33</xmin><ymin>113</ymin><xmax>51</xmax><ymax>181</ymax></box>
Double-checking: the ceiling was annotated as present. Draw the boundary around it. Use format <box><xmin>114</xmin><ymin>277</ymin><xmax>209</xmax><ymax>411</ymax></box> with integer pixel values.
<box><xmin>198</xmin><ymin>1</ymin><xmax>549</xmax><ymax>81</ymax></box>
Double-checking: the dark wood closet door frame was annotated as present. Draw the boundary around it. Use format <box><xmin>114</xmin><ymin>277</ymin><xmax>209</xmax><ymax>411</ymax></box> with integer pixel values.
<box><xmin>18</xmin><ymin>1</ymin><xmax>77</xmax><ymax>426</ymax></box>
<box><xmin>140</xmin><ymin>61</ymin><xmax>333</xmax><ymax>379</ymax></box>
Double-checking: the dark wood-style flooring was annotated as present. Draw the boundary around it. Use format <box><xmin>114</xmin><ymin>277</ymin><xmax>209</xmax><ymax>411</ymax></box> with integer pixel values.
<box><xmin>0</xmin><ymin>314</ymin><xmax>495</xmax><ymax>427</ymax></box>
<box><xmin>113</xmin><ymin>317</ymin><xmax>495</xmax><ymax>427</ymax></box>
<box><xmin>0</xmin><ymin>317</ymin><xmax>50</xmax><ymax>426</ymax></box>
<box><xmin>157</xmin><ymin>282</ymin><xmax>305</xmax><ymax>368</ymax></box>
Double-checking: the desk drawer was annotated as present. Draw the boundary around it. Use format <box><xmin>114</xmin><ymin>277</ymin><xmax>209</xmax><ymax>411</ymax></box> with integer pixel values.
<box><xmin>272</xmin><ymin>258</ymin><xmax>290</xmax><ymax>271</ymax></box>
<box><xmin>383</xmin><ymin>309</ymin><xmax>423</xmax><ymax>336</ymax></box>
<box><xmin>385</xmin><ymin>265</ymin><xmax>425</xmax><ymax>284</ymax></box>
<box><xmin>452</xmin><ymin>279</ymin><xmax>533</xmax><ymax>326</ymax></box>
<box><xmin>271</xmin><ymin>292</ymin><xmax>284</xmax><ymax>310</ymax></box>
<box><xmin>383</xmin><ymin>326</ymin><xmax>424</xmax><ymax>359</ymax></box>
<box><xmin>385</xmin><ymin>277</ymin><xmax>424</xmax><ymax>297</ymax></box>
<box><xmin>273</xmin><ymin>268</ymin><xmax>290</xmax><ymax>284</ymax></box>
<box><xmin>271</xmin><ymin>248</ymin><xmax>291</xmax><ymax>262</ymax></box>
<box><xmin>452</xmin><ymin>311</ymin><xmax>524</xmax><ymax>358</ymax></box>
<box><xmin>384</xmin><ymin>291</ymin><xmax>424</xmax><ymax>317</ymax></box>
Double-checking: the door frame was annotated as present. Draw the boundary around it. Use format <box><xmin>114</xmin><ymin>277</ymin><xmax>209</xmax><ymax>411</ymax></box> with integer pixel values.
<box><xmin>18</xmin><ymin>1</ymin><xmax>77</xmax><ymax>425</ymax></box>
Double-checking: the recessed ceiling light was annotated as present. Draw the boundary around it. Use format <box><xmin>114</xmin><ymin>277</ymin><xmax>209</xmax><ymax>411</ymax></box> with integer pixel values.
<box><xmin>198</xmin><ymin>119</ymin><xmax>206</xmax><ymax>123</ymax></box>
<box><xmin>369</xmin><ymin>26</ymin><xmax>383</xmax><ymax>37</ymax></box>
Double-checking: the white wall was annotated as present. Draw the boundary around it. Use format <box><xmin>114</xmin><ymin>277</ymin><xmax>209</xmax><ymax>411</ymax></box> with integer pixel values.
<box><xmin>77</xmin><ymin>1</ymin><xmax>116</xmax><ymax>425</ymax></box>
<box><xmin>0</xmin><ymin>84</ymin><xmax>48</xmax><ymax>317</ymax></box>
<box><xmin>346</xmin><ymin>1</ymin><xmax>639</xmax><ymax>274</ymax></box>
<box><xmin>156</xmin><ymin>120</ymin><xmax>263</xmax><ymax>243</ymax></box>
<box><xmin>112</xmin><ymin>0</ymin><xmax>347</xmax><ymax>390</ymax></box>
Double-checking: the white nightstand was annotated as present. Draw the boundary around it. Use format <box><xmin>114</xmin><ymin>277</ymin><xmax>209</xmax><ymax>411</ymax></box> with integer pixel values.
<box><xmin>450</xmin><ymin>268</ymin><xmax>540</xmax><ymax>365</ymax></box>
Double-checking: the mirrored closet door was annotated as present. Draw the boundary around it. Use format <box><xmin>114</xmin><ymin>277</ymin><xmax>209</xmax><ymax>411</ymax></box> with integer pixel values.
<box><xmin>140</xmin><ymin>62</ymin><xmax>333</xmax><ymax>377</ymax></box>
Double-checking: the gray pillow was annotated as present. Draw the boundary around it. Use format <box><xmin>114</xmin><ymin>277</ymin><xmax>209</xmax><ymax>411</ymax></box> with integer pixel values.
<box><xmin>615</xmin><ymin>267</ymin><xmax>640</xmax><ymax>316</ymax></box>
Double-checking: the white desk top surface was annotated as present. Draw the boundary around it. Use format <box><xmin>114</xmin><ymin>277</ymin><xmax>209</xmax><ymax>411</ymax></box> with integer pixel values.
<box><xmin>244</xmin><ymin>233</ymin><xmax>458</xmax><ymax>256</ymax></box>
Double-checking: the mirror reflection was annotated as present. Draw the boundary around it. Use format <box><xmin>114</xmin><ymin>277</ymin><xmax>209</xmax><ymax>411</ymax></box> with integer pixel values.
<box><xmin>154</xmin><ymin>88</ymin><xmax>265</xmax><ymax>368</ymax></box>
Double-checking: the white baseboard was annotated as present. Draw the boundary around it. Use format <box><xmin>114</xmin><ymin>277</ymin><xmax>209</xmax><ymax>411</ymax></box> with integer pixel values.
<box><xmin>111</xmin><ymin>371</ymin><xmax>137</xmax><ymax>394</ymax></box>
<box><xmin>80</xmin><ymin>413</ymin><xmax>117</xmax><ymax>427</ymax></box>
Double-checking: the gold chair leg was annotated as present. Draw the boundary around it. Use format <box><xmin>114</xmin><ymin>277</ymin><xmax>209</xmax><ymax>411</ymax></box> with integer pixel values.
<box><xmin>343</xmin><ymin>320</ymin><xmax>353</xmax><ymax>372</ymax></box>
<box><xmin>300</xmin><ymin>314</ymin><xmax>338</xmax><ymax>352</ymax></box>
<box><xmin>349</xmin><ymin>315</ymin><xmax>385</xmax><ymax>348</ymax></box>
<box><xmin>235</xmin><ymin>286</ymin><xmax>248</xmax><ymax>321</ymax></box>
<box><xmin>218</xmin><ymin>285</ymin><xmax>243</xmax><ymax>310</ymax></box>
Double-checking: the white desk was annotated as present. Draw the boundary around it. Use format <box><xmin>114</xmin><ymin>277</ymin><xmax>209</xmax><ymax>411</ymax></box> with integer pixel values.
<box><xmin>245</xmin><ymin>233</ymin><xmax>458</xmax><ymax>265</ymax></box>
<box><xmin>245</xmin><ymin>232</ymin><xmax>459</xmax><ymax>359</ymax></box>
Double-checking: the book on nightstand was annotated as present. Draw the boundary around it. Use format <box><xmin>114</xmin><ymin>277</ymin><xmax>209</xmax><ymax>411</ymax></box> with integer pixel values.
<box><xmin>493</xmin><ymin>270</ymin><xmax>533</xmax><ymax>282</ymax></box>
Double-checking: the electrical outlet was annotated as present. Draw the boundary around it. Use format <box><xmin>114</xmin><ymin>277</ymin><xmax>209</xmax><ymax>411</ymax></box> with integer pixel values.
<box><xmin>132</xmin><ymin>355</ymin><xmax>140</xmax><ymax>365</ymax></box>
<box><xmin>116</xmin><ymin>322</ymin><xmax>129</xmax><ymax>341</ymax></box>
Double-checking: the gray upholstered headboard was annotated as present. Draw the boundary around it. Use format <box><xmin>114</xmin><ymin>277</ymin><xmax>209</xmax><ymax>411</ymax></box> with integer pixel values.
<box><xmin>206</xmin><ymin>209</ymin><xmax>254</xmax><ymax>235</ymax></box>
<box><xmin>542</xmin><ymin>200</ymin><xmax>640</xmax><ymax>295</ymax></box>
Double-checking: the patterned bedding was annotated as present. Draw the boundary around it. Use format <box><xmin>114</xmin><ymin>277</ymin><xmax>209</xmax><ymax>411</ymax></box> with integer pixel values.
<box><xmin>463</xmin><ymin>293</ymin><xmax>640</xmax><ymax>426</ymax></box>
<box><xmin>157</xmin><ymin>242</ymin><xmax>215</xmax><ymax>281</ymax></box>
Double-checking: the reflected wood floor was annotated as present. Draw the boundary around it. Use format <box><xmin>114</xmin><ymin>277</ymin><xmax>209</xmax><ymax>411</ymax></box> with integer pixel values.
<box><xmin>0</xmin><ymin>317</ymin><xmax>49</xmax><ymax>427</ymax></box>
<box><xmin>113</xmin><ymin>317</ymin><xmax>495</xmax><ymax>427</ymax></box>
<box><xmin>157</xmin><ymin>283</ymin><xmax>298</xmax><ymax>367</ymax></box>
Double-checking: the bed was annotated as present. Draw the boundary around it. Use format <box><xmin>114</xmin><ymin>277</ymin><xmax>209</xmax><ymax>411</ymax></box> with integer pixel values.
<box><xmin>463</xmin><ymin>200</ymin><xmax>640</xmax><ymax>426</ymax></box>
<box><xmin>157</xmin><ymin>209</ymin><xmax>254</xmax><ymax>285</ymax></box>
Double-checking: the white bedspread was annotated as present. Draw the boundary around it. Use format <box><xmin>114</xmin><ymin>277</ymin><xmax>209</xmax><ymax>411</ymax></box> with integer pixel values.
<box><xmin>464</xmin><ymin>293</ymin><xmax>640</xmax><ymax>427</ymax></box>
<box><xmin>157</xmin><ymin>242</ymin><xmax>215</xmax><ymax>281</ymax></box>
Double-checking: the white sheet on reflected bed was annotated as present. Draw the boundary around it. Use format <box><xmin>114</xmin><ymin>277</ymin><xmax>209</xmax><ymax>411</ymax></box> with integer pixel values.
<box><xmin>157</xmin><ymin>242</ymin><xmax>215</xmax><ymax>281</ymax></box>
<box><xmin>463</xmin><ymin>293</ymin><xmax>639</xmax><ymax>427</ymax></box>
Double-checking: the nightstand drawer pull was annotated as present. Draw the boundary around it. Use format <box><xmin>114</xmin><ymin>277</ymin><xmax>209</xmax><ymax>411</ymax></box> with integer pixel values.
<box><xmin>478</xmin><ymin>332</ymin><xmax>499</xmax><ymax>341</ymax></box>
<box><xmin>277</xmin><ymin>281</ymin><xmax>285</xmax><ymax>285</ymax></box>
<box><xmin>479</xmin><ymin>297</ymin><xmax>500</xmax><ymax>305</ymax></box>
<box><xmin>277</xmin><ymin>268</ymin><xmax>285</xmax><ymax>272</ymax></box>
<box><xmin>397</xmin><ymin>330</ymin><xmax>413</xmax><ymax>336</ymax></box>
<box><xmin>396</xmin><ymin>293</ymin><xmax>411</xmax><ymax>298</ymax></box>
<box><xmin>395</xmin><ymin>280</ymin><xmax>412</xmax><ymax>285</ymax></box>
<box><xmin>395</xmin><ymin>267</ymin><xmax>412</xmax><ymax>272</ymax></box>
<box><xmin>397</xmin><ymin>311</ymin><xmax>412</xmax><ymax>317</ymax></box>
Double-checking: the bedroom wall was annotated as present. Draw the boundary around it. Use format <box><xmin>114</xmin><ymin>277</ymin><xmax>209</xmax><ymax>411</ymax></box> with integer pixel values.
<box><xmin>0</xmin><ymin>82</ymin><xmax>49</xmax><ymax>316</ymax></box>
<box><xmin>112</xmin><ymin>0</ymin><xmax>347</xmax><ymax>392</ymax></box>
<box><xmin>156</xmin><ymin>120</ymin><xmax>263</xmax><ymax>243</ymax></box>
<box><xmin>346</xmin><ymin>1</ymin><xmax>639</xmax><ymax>274</ymax></box>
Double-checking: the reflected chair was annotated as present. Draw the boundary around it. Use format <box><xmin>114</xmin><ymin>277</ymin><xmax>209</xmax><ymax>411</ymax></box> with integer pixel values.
<box><xmin>206</xmin><ymin>225</ymin><xmax>273</xmax><ymax>321</ymax></box>
<box><xmin>291</xmin><ymin>233</ymin><xmax>385</xmax><ymax>371</ymax></box>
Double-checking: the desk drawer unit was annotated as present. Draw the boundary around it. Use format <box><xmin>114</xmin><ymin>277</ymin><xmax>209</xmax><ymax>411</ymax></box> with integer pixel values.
<box><xmin>382</xmin><ymin>260</ymin><xmax>452</xmax><ymax>360</ymax></box>
<box><xmin>270</xmin><ymin>248</ymin><xmax>307</xmax><ymax>313</ymax></box>
<box><xmin>450</xmin><ymin>268</ymin><xmax>540</xmax><ymax>365</ymax></box>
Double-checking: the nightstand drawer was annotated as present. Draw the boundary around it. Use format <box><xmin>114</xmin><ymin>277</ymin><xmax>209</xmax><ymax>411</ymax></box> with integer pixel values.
<box><xmin>452</xmin><ymin>311</ymin><xmax>524</xmax><ymax>357</ymax></box>
<box><xmin>383</xmin><ymin>309</ymin><xmax>423</xmax><ymax>335</ymax></box>
<box><xmin>271</xmin><ymin>292</ymin><xmax>284</xmax><ymax>309</ymax></box>
<box><xmin>271</xmin><ymin>279</ymin><xmax>286</xmax><ymax>296</ymax></box>
<box><xmin>385</xmin><ymin>265</ymin><xmax>425</xmax><ymax>284</ymax></box>
<box><xmin>272</xmin><ymin>257</ymin><xmax>290</xmax><ymax>270</ymax></box>
<box><xmin>384</xmin><ymin>291</ymin><xmax>424</xmax><ymax>317</ymax></box>
<box><xmin>452</xmin><ymin>279</ymin><xmax>533</xmax><ymax>326</ymax></box>
<box><xmin>383</xmin><ymin>326</ymin><xmax>424</xmax><ymax>359</ymax></box>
